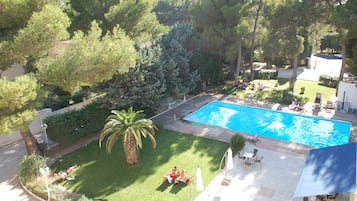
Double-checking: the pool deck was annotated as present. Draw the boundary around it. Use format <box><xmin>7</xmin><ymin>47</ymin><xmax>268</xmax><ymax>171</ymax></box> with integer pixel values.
<box><xmin>152</xmin><ymin>93</ymin><xmax>357</xmax><ymax>201</ymax></box>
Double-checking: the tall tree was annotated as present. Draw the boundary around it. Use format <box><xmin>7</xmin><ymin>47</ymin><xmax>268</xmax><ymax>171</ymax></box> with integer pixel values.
<box><xmin>153</xmin><ymin>0</ymin><xmax>191</xmax><ymax>26</ymax></box>
<box><xmin>190</xmin><ymin>0</ymin><xmax>250</xmax><ymax>86</ymax></box>
<box><xmin>159</xmin><ymin>23</ymin><xmax>199</xmax><ymax>97</ymax></box>
<box><xmin>99</xmin><ymin>107</ymin><xmax>158</xmax><ymax>165</ymax></box>
<box><xmin>0</xmin><ymin>2</ymin><xmax>69</xmax><ymax>70</ymax></box>
<box><xmin>263</xmin><ymin>0</ymin><xmax>319</xmax><ymax>90</ymax></box>
<box><xmin>12</xmin><ymin>4</ymin><xmax>71</xmax><ymax>64</ymax></box>
<box><xmin>100</xmin><ymin>41</ymin><xmax>166</xmax><ymax>111</ymax></box>
<box><xmin>190</xmin><ymin>51</ymin><xmax>224</xmax><ymax>91</ymax></box>
<box><xmin>67</xmin><ymin>0</ymin><xmax>118</xmax><ymax>34</ymax></box>
<box><xmin>0</xmin><ymin>75</ymin><xmax>43</xmax><ymax>154</ymax></box>
<box><xmin>247</xmin><ymin>0</ymin><xmax>263</xmax><ymax>81</ymax></box>
<box><xmin>329</xmin><ymin>0</ymin><xmax>357</xmax><ymax>82</ymax></box>
<box><xmin>36</xmin><ymin>21</ymin><xmax>136</xmax><ymax>93</ymax></box>
<box><xmin>0</xmin><ymin>0</ymin><xmax>49</xmax><ymax>38</ymax></box>
<box><xmin>105</xmin><ymin>0</ymin><xmax>167</xmax><ymax>43</ymax></box>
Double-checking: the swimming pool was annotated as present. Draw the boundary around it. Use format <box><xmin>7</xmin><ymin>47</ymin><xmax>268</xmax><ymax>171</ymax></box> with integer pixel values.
<box><xmin>183</xmin><ymin>101</ymin><xmax>351</xmax><ymax>148</ymax></box>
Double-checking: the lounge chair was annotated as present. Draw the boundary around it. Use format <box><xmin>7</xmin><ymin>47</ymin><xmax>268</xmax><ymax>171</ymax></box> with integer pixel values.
<box><xmin>237</xmin><ymin>152</ymin><xmax>246</xmax><ymax>160</ymax></box>
<box><xmin>254</xmin><ymin>156</ymin><xmax>263</xmax><ymax>162</ymax></box>
<box><xmin>244</xmin><ymin>160</ymin><xmax>253</xmax><ymax>167</ymax></box>
<box><xmin>314</xmin><ymin>93</ymin><xmax>322</xmax><ymax>109</ymax></box>
<box><xmin>252</xmin><ymin>149</ymin><xmax>258</xmax><ymax>158</ymax></box>
<box><xmin>325</xmin><ymin>101</ymin><xmax>335</xmax><ymax>113</ymax></box>
<box><xmin>247</xmin><ymin>134</ymin><xmax>260</xmax><ymax>144</ymax></box>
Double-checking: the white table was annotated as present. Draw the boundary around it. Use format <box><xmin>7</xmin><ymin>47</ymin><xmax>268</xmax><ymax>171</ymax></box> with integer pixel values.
<box><xmin>243</xmin><ymin>152</ymin><xmax>254</xmax><ymax>159</ymax></box>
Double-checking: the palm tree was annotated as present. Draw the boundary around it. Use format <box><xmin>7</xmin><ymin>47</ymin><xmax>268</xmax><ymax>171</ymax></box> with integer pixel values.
<box><xmin>99</xmin><ymin>107</ymin><xmax>158</xmax><ymax>165</ymax></box>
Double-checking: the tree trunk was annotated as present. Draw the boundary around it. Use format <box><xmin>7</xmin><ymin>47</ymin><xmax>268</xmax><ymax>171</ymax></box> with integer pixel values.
<box><xmin>201</xmin><ymin>81</ymin><xmax>207</xmax><ymax>92</ymax></box>
<box><xmin>338</xmin><ymin>42</ymin><xmax>346</xmax><ymax>82</ymax></box>
<box><xmin>266</xmin><ymin>60</ymin><xmax>272</xmax><ymax>69</ymax></box>
<box><xmin>249</xmin><ymin>1</ymin><xmax>262</xmax><ymax>81</ymax></box>
<box><xmin>336</xmin><ymin>41</ymin><xmax>347</xmax><ymax>95</ymax></box>
<box><xmin>20</xmin><ymin>129</ymin><xmax>39</xmax><ymax>155</ymax></box>
<box><xmin>234</xmin><ymin>41</ymin><xmax>242</xmax><ymax>86</ymax></box>
<box><xmin>124</xmin><ymin>134</ymin><xmax>138</xmax><ymax>165</ymax></box>
<box><xmin>289</xmin><ymin>56</ymin><xmax>298</xmax><ymax>90</ymax></box>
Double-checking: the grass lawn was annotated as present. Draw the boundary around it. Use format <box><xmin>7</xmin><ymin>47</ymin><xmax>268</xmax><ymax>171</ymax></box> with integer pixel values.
<box><xmin>228</xmin><ymin>79</ymin><xmax>336</xmax><ymax>104</ymax></box>
<box><xmin>51</xmin><ymin>129</ymin><xmax>229</xmax><ymax>201</ymax></box>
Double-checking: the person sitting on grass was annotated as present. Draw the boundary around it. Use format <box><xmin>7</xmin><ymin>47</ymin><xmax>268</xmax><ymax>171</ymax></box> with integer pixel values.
<box><xmin>163</xmin><ymin>166</ymin><xmax>179</xmax><ymax>184</ymax></box>
<box><xmin>66</xmin><ymin>164</ymin><xmax>80</xmax><ymax>174</ymax></box>
<box><xmin>175</xmin><ymin>169</ymin><xmax>193</xmax><ymax>185</ymax></box>
<box><xmin>54</xmin><ymin>171</ymin><xmax>68</xmax><ymax>180</ymax></box>
<box><xmin>54</xmin><ymin>164</ymin><xmax>80</xmax><ymax>181</ymax></box>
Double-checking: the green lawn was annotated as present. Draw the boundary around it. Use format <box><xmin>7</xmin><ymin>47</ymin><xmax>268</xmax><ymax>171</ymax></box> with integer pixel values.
<box><xmin>229</xmin><ymin>79</ymin><xmax>336</xmax><ymax>104</ymax></box>
<box><xmin>51</xmin><ymin>130</ymin><xmax>229</xmax><ymax>201</ymax></box>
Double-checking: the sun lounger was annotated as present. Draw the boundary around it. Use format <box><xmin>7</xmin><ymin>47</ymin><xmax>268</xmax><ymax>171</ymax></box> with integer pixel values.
<box><xmin>237</xmin><ymin>152</ymin><xmax>246</xmax><ymax>160</ymax></box>
<box><xmin>247</xmin><ymin>134</ymin><xmax>260</xmax><ymax>143</ymax></box>
<box><xmin>254</xmin><ymin>156</ymin><xmax>263</xmax><ymax>162</ymax></box>
<box><xmin>314</xmin><ymin>93</ymin><xmax>322</xmax><ymax>109</ymax></box>
<box><xmin>244</xmin><ymin>160</ymin><xmax>253</xmax><ymax>167</ymax></box>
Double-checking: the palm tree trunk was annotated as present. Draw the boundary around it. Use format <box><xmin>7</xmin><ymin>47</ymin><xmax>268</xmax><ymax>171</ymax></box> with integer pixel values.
<box><xmin>124</xmin><ymin>135</ymin><xmax>138</xmax><ymax>165</ymax></box>
<box><xmin>20</xmin><ymin>129</ymin><xmax>39</xmax><ymax>155</ymax></box>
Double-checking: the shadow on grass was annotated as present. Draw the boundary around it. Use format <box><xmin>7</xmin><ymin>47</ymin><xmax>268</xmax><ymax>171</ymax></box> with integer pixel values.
<box><xmin>156</xmin><ymin>181</ymin><xmax>187</xmax><ymax>194</ymax></box>
<box><xmin>156</xmin><ymin>181</ymin><xmax>171</xmax><ymax>192</ymax></box>
<box><xmin>51</xmin><ymin>129</ymin><xmax>228</xmax><ymax>200</ymax></box>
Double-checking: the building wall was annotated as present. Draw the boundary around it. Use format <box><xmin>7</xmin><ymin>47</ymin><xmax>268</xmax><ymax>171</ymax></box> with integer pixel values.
<box><xmin>1</xmin><ymin>64</ymin><xmax>25</xmax><ymax>79</ymax></box>
<box><xmin>337</xmin><ymin>81</ymin><xmax>357</xmax><ymax>111</ymax></box>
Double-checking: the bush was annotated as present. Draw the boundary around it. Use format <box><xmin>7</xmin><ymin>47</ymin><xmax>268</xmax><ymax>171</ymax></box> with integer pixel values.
<box><xmin>43</xmin><ymin>95</ymin><xmax>70</xmax><ymax>111</ymax></box>
<box><xmin>281</xmin><ymin>90</ymin><xmax>294</xmax><ymax>104</ymax></box>
<box><xmin>71</xmin><ymin>91</ymin><xmax>85</xmax><ymax>103</ymax></box>
<box><xmin>46</xmin><ymin>184</ymin><xmax>95</xmax><ymax>201</ymax></box>
<box><xmin>319</xmin><ymin>75</ymin><xmax>338</xmax><ymax>88</ymax></box>
<box><xmin>42</xmin><ymin>86</ymin><xmax>71</xmax><ymax>110</ymax></box>
<box><xmin>230</xmin><ymin>133</ymin><xmax>246</xmax><ymax>155</ymax></box>
<box><xmin>45</xmin><ymin>101</ymin><xmax>110</xmax><ymax>145</ymax></box>
<box><xmin>19</xmin><ymin>154</ymin><xmax>47</xmax><ymax>184</ymax></box>
<box><xmin>220</xmin><ymin>85</ymin><xmax>235</xmax><ymax>95</ymax></box>
<box><xmin>254</xmin><ymin>69</ymin><xmax>278</xmax><ymax>79</ymax></box>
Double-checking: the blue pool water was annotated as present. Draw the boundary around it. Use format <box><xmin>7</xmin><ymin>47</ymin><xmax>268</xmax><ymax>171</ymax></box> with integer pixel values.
<box><xmin>183</xmin><ymin>101</ymin><xmax>351</xmax><ymax>148</ymax></box>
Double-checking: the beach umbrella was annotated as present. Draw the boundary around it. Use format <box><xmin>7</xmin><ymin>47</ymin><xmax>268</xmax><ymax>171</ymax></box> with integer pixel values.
<box><xmin>196</xmin><ymin>166</ymin><xmax>204</xmax><ymax>191</ymax></box>
<box><xmin>226</xmin><ymin>148</ymin><xmax>233</xmax><ymax>170</ymax></box>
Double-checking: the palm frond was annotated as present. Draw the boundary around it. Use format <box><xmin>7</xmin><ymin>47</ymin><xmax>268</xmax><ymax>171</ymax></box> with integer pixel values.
<box><xmin>98</xmin><ymin>107</ymin><xmax>158</xmax><ymax>164</ymax></box>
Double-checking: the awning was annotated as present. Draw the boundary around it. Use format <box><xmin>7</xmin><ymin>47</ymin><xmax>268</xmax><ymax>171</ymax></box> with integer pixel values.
<box><xmin>294</xmin><ymin>142</ymin><xmax>357</xmax><ymax>198</ymax></box>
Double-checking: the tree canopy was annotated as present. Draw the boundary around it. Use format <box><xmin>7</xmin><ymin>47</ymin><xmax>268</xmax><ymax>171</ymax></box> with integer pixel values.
<box><xmin>36</xmin><ymin>21</ymin><xmax>136</xmax><ymax>93</ymax></box>
<box><xmin>0</xmin><ymin>74</ymin><xmax>43</xmax><ymax>134</ymax></box>
<box><xmin>105</xmin><ymin>0</ymin><xmax>166</xmax><ymax>43</ymax></box>
<box><xmin>0</xmin><ymin>3</ymin><xmax>70</xmax><ymax>70</ymax></box>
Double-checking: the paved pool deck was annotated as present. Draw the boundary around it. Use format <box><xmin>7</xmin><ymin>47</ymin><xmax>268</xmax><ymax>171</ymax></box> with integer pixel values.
<box><xmin>152</xmin><ymin>93</ymin><xmax>357</xmax><ymax>201</ymax></box>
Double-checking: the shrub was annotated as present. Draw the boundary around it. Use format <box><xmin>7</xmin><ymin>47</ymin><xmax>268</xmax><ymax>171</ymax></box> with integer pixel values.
<box><xmin>45</xmin><ymin>101</ymin><xmax>110</xmax><ymax>145</ymax></box>
<box><xmin>319</xmin><ymin>75</ymin><xmax>338</xmax><ymax>88</ymax></box>
<box><xmin>230</xmin><ymin>133</ymin><xmax>246</xmax><ymax>155</ymax></box>
<box><xmin>18</xmin><ymin>154</ymin><xmax>47</xmax><ymax>185</ymax></box>
<box><xmin>254</xmin><ymin>69</ymin><xmax>278</xmax><ymax>79</ymax></box>
<box><xmin>43</xmin><ymin>95</ymin><xmax>70</xmax><ymax>111</ymax></box>
<box><xmin>42</xmin><ymin>86</ymin><xmax>71</xmax><ymax>110</ymax></box>
<box><xmin>46</xmin><ymin>184</ymin><xmax>95</xmax><ymax>201</ymax></box>
<box><xmin>281</xmin><ymin>90</ymin><xmax>294</xmax><ymax>104</ymax></box>
<box><xmin>220</xmin><ymin>85</ymin><xmax>235</xmax><ymax>95</ymax></box>
<box><xmin>71</xmin><ymin>91</ymin><xmax>85</xmax><ymax>103</ymax></box>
